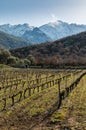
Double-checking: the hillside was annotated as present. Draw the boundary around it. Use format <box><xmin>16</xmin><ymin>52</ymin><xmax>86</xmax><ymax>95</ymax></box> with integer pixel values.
<box><xmin>10</xmin><ymin>31</ymin><xmax>86</xmax><ymax>66</ymax></box>
<box><xmin>0</xmin><ymin>31</ymin><xmax>31</xmax><ymax>49</ymax></box>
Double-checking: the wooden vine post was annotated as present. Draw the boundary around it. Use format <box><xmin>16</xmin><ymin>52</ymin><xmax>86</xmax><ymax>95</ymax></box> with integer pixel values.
<box><xmin>57</xmin><ymin>79</ymin><xmax>61</xmax><ymax>108</ymax></box>
<box><xmin>26</xmin><ymin>64</ymin><xmax>29</xmax><ymax>82</ymax></box>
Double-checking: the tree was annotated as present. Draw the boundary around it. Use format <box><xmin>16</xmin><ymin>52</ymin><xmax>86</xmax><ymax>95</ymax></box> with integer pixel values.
<box><xmin>27</xmin><ymin>55</ymin><xmax>37</xmax><ymax>65</ymax></box>
<box><xmin>0</xmin><ymin>48</ymin><xmax>11</xmax><ymax>64</ymax></box>
<box><xmin>24</xmin><ymin>59</ymin><xmax>31</xmax><ymax>66</ymax></box>
<box><xmin>7</xmin><ymin>56</ymin><xmax>17</xmax><ymax>65</ymax></box>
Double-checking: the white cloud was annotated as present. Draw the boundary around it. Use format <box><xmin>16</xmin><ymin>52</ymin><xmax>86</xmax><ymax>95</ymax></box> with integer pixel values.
<box><xmin>51</xmin><ymin>14</ymin><xmax>57</xmax><ymax>22</ymax></box>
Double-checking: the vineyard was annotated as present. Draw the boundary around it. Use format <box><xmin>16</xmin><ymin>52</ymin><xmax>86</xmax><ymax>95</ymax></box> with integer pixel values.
<box><xmin>0</xmin><ymin>67</ymin><xmax>86</xmax><ymax>130</ymax></box>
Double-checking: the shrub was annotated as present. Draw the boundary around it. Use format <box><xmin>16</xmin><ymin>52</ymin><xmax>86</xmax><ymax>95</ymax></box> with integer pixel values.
<box><xmin>0</xmin><ymin>48</ymin><xmax>11</xmax><ymax>64</ymax></box>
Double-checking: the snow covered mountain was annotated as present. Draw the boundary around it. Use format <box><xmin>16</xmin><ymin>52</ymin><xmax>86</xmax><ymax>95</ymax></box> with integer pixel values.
<box><xmin>39</xmin><ymin>20</ymin><xmax>86</xmax><ymax>40</ymax></box>
<box><xmin>0</xmin><ymin>21</ymin><xmax>86</xmax><ymax>44</ymax></box>
<box><xmin>0</xmin><ymin>23</ymin><xmax>34</xmax><ymax>37</ymax></box>
<box><xmin>22</xmin><ymin>27</ymin><xmax>52</xmax><ymax>43</ymax></box>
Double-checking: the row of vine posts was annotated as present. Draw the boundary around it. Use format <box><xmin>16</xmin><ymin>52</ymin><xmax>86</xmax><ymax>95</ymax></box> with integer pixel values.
<box><xmin>0</xmin><ymin>69</ymin><xmax>85</xmax><ymax>112</ymax></box>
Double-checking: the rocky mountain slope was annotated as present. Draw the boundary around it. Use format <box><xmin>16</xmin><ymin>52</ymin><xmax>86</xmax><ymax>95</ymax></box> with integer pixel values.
<box><xmin>0</xmin><ymin>21</ymin><xmax>86</xmax><ymax>44</ymax></box>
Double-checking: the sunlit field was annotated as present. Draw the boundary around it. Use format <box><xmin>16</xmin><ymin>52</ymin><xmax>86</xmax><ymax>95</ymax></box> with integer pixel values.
<box><xmin>0</xmin><ymin>66</ymin><xmax>86</xmax><ymax>130</ymax></box>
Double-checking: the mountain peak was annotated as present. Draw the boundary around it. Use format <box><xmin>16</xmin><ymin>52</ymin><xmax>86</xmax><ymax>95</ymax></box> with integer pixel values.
<box><xmin>0</xmin><ymin>23</ymin><xmax>34</xmax><ymax>37</ymax></box>
<box><xmin>48</xmin><ymin>20</ymin><xmax>61</xmax><ymax>26</ymax></box>
<box><xmin>22</xmin><ymin>27</ymin><xmax>52</xmax><ymax>43</ymax></box>
<box><xmin>45</xmin><ymin>20</ymin><xmax>68</xmax><ymax>28</ymax></box>
<box><xmin>40</xmin><ymin>20</ymin><xmax>86</xmax><ymax>40</ymax></box>
<box><xmin>22</xmin><ymin>23</ymin><xmax>30</xmax><ymax>28</ymax></box>
<box><xmin>0</xmin><ymin>24</ymin><xmax>12</xmax><ymax>28</ymax></box>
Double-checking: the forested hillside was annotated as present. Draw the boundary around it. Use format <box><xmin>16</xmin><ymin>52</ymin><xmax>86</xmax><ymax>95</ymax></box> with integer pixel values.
<box><xmin>11</xmin><ymin>32</ymin><xmax>86</xmax><ymax>66</ymax></box>
<box><xmin>0</xmin><ymin>31</ymin><xmax>30</xmax><ymax>49</ymax></box>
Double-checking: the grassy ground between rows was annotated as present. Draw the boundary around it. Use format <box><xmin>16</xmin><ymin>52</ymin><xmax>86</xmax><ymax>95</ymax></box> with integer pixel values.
<box><xmin>33</xmin><ymin>75</ymin><xmax>86</xmax><ymax>130</ymax></box>
<box><xmin>0</xmin><ymin>83</ymin><xmax>58</xmax><ymax>130</ymax></box>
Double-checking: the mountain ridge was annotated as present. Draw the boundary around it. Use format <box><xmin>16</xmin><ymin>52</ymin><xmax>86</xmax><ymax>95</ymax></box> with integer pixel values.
<box><xmin>39</xmin><ymin>21</ymin><xmax>86</xmax><ymax>40</ymax></box>
<box><xmin>22</xmin><ymin>27</ymin><xmax>52</xmax><ymax>43</ymax></box>
<box><xmin>0</xmin><ymin>20</ymin><xmax>86</xmax><ymax>44</ymax></box>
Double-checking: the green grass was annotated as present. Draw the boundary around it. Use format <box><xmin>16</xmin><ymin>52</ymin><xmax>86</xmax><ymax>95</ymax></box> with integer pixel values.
<box><xmin>0</xmin><ymin>68</ymin><xmax>85</xmax><ymax>130</ymax></box>
<box><xmin>0</xmin><ymin>64</ymin><xmax>11</xmax><ymax>68</ymax></box>
<box><xmin>47</xmin><ymin>75</ymin><xmax>86</xmax><ymax>130</ymax></box>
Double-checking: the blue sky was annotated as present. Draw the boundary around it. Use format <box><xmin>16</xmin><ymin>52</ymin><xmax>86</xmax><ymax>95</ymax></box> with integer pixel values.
<box><xmin>0</xmin><ymin>0</ymin><xmax>86</xmax><ymax>26</ymax></box>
